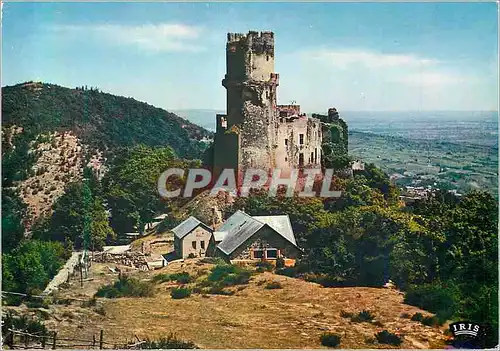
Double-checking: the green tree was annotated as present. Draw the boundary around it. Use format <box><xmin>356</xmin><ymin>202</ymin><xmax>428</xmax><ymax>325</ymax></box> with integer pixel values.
<box><xmin>103</xmin><ymin>145</ymin><xmax>196</xmax><ymax>235</ymax></box>
<box><xmin>2</xmin><ymin>240</ymin><xmax>65</xmax><ymax>298</ymax></box>
<box><xmin>34</xmin><ymin>181</ymin><xmax>114</xmax><ymax>249</ymax></box>
<box><xmin>90</xmin><ymin>198</ymin><xmax>115</xmax><ymax>250</ymax></box>
<box><xmin>1</xmin><ymin>189</ymin><xmax>27</xmax><ymax>253</ymax></box>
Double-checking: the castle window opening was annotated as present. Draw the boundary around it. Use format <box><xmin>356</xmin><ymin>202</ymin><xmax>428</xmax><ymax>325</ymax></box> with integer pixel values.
<box><xmin>192</xmin><ymin>241</ymin><xmax>197</xmax><ymax>250</ymax></box>
<box><xmin>266</xmin><ymin>55</ymin><xmax>270</xmax><ymax>61</ymax></box>
<box><xmin>284</xmin><ymin>139</ymin><xmax>288</xmax><ymax>146</ymax></box>
<box><xmin>311</xmin><ymin>152</ymin><xmax>314</xmax><ymax>163</ymax></box>
<box><xmin>285</xmin><ymin>157</ymin><xmax>288</xmax><ymax>162</ymax></box>
<box><xmin>314</xmin><ymin>148</ymin><xmax>318</xmax><ymax>163</ymax></box>
<box><xmin>201</xmin><ymin>241</ymin><xmax>205</xmax><ymax>250</ymax></box>
<box><xmin>299</xmin><ymin>153</ymin><xmax>304</xmax><ymax>167</ymax></box>
<box><xmin>299</xmin><ymin>134</ymin><xmax>304</xmax><ymax>145</ymax></box>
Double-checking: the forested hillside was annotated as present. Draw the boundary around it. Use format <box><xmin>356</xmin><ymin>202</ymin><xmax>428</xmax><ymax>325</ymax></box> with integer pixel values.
<box><xmin>2</xmin><ymin>82</ymin><xmax>212</xmax><ymax>302</ymax></box>
<box><xmin>2</xmin><ymin>81</ymin><xmax>211</xmax><ymax>225</ymax></box>
<box><xmin>2</xmin><ymin>82</ymin><xmax>211</xmax><ymax>159</ymax></box>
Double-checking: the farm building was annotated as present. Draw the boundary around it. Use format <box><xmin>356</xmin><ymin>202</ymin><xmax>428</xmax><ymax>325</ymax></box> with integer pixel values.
<box><xmin>171</xmin><ymin>216</ymin><xmax>213</xmax><ymax>258</ymax></box>
<box><xmin>213</xmin><ymin>211</ymin><xmax>301</xmax><ymax>261</ymax></box>
<box><xmin>172</xmin><ymin>211</ymin><xmax>301</xmax><ymax>262</ymax></box>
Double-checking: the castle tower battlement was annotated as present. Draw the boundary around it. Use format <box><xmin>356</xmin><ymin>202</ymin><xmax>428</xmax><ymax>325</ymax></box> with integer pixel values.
<box><xmin>213</xmin><ymin>31</ymin><xmax>323</xmax><ymax>181</ymax></box>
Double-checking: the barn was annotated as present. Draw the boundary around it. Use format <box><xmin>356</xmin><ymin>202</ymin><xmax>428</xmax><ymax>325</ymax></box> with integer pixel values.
<box><xmin>214</xmin><ymin>210</ymin><xmax>301</xmax><ymax>261</ymax></box>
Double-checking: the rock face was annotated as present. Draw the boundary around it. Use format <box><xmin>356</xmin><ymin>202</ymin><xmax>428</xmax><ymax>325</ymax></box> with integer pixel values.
<box><xmin>15</xmin><ymin>131</ymin><xmax>105</xmax><ymax>228</ymax></box>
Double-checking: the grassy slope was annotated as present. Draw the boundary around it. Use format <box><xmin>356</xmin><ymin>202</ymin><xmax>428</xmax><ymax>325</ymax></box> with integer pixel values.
<box><xmin>20</xmin><ymin>260</ymin><xmax>449</xmax><ymax>349</ymax></box>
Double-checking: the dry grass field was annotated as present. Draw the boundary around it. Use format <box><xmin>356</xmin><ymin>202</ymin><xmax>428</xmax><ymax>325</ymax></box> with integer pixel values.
<box><xmin>6</xmin><ymin>259</ymin><xmax>449</xmax><ymax>349</ymax></box>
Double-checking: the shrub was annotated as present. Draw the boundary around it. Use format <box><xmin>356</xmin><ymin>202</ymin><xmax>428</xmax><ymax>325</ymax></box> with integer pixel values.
<box><xmin>400</xmin><ymin>312</ymin><xmax>411</xmax><ymax>319</ymax></box>
<box><xmin>206</xmin><ymin>264</ymin><xmax>251</xmax><ymax>287</ymax></box>
<box><xmin>320</xmin><ymin>333</ymin><xmax>341</xmax><ymax>348</ymax></box>
<box><xmin>375</xmin><ymin>330</ymin><xmax>402</xmax><ymax>346</ymax></box>
<box><xmin>187</xmin><ymin>253</ymin><xmax>196</xmax><ymax>259</ymax></box>
<box><xmin>137</xmin><ymin>333</ymin><xmax>197</xmax><ymax>349</ymax></box>
<box><xmin>421</xmin><ymin>315</ymin><xmax>443</xmax><ymax>327</ymax></box>
<box><xmin>411</xmin><ymin>312</ymin><xmax>423</xmax><ymax>322</ymax></box>
<box><xmin>351</xmin><ymin>310</ymin><xmax>375</xmax><ymax>323</ymax></box>
<box><xmin>94</xmin><ymin>306</ymin><xmax>106</xmax><ymax>316</ymax></box>
<box><xmin>172</xmin><ymin>272</ymin><xmax>192</xmax><ymax>284</ymax></box>
<box><xmin>276</xmin><ymin>266</ymin><xmax>298</xmax><ymax>277</ymax></box>
<box><xmin>276</xmin><ymin>257</ymin><xmax>285</xmax><ymax>269</ymax></box>
<box><xmin>264</xmin><ymin>281</ymin><xmax>283</xmax><ymax>290</ymax></box>
<box><xmin>206</xmin><ymin>286</ymin><xmax>234</xmax><ymax>296</ymax></box>
<box><xmin>304</xmin><ymin>273</ymin><xmax>351</xmax><ymax>288</ymax></box>
<box><xmin>152</xmin><ymin>272</ymin><xmax>191</xmax><ymax>284</ymax></box>
<box><xmin>81</xmin><ymin>297</ymin><xmax>97</xmax><ymax>307</ymax></box>
<box><xmin>152</xmin><ymin>273</ymin><xmax>171</xmax><ymax>283</ymax></box>
<box><xmin>2</xmin><ymin>312</ymin><xmax>50</xmax><ymax>347</ymax></box>
<box><xmin>54</xmin><ymin>297</ymin><xmax>72</xmax><ymax>305</ymax></box>
<box><xmin>171</xmin><ymin>287</ymin><xmax>191</xmax><ymax>299</ymax></box>
<box><xmin>200</xmin><ymin>257</ymin><xmax>226</xmax><ymax>265</ymax></box>
<box><xmin>340</xmin><ymin>310</ymin><xmax>353</xmax><ymax>318</ymax></box>
<box><xmin>404</xmin><ymin>281</ymin><xmax>461</xmax><ymax>320</ymax></box>
<box><xmin>25</xmin><ymin>298</ymin><xmax>50</xmax><ymax>309</ymax></box>
<box><xmin>256</xmin><ymin>260</ymin><xmax>274</xmax><ymax>272</ymax></box>
<box><xmin>95</xmin><ymin>275</ymin><xmax>154</xmax><ymax>298</ymax></box>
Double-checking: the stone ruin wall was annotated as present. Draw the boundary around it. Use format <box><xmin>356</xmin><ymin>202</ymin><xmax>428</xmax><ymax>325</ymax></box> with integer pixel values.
<box><xmin>274</xmin><ymin>116</ymin><xmax>322</xmax><ymax>170</ymax></box>
<box><xmin>214</xmin><ymin>31</ymin><xmax>330</xmax><ymax>179</ymax></box>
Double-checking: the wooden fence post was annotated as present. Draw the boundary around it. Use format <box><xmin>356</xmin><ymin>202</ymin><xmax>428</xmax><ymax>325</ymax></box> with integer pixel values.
<box><xmin>52</xmin><ymin>331</ymin><xmax>57</xmax><ymax>349</ymax></box>
<box><xmin>6</xmin><ymin>331</ymin><xmax>13</xmax><ymax>349</ymax></box>
<box><xmin>80</xmin><ymin>264</ymin><xmax>84</xmax><ymax>287</ymax></box>
<box><xmin>99</xmin><ymin>330</ymin><xmax>104</xmax><ymax>349</ymax></box>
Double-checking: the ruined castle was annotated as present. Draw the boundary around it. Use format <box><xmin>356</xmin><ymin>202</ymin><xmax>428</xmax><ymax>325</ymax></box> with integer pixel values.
<box><xmin>213</xmin><ymin>31</ymin><xmax>333</xmax><ymax>178</ymax></box>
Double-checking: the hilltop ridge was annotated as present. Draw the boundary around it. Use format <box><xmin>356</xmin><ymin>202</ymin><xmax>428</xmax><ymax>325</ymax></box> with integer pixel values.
<box><xmin>2</xmin><ymin>82</ymin><xmax>212</xmax><ymax>159</ymax></box>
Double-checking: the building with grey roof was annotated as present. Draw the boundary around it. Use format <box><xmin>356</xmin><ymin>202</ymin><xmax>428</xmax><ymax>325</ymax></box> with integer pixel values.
<box><xmin>171</xmin><ymin>211</ymin><xmax>301</xmax><ymax>262</ymax></box>
<box><xmin>172</xmin><ymin>216</ymin><xmax>213</xmax><ymax>259</ymax></box>
<box><xmin>214</xmin><ymin>210</ymin><xmax>301</xmax><ymax>261</ymax></box>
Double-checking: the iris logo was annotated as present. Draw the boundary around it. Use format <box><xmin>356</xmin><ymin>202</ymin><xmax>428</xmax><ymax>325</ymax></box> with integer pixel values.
<box><xmin>450</xmin><ymin>322</ymin><xmax>481</xmax><ymax>338</ymax></box>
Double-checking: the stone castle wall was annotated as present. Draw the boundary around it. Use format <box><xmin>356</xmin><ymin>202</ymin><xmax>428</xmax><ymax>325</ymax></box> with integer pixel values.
<box><xmin>213</xmin><ymin>31</ymin><xmax>327</xmax><ymax>180</ymax></box>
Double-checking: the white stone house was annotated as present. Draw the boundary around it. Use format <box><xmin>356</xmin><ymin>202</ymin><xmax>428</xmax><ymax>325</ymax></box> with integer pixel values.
<box><xmin>172</xmin><ymin>216</ymin><xmax>213</xmax><ymax>258</ymax></box>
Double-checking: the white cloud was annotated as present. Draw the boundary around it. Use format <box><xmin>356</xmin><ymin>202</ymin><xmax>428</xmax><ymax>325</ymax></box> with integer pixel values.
<box><xmin>285</xmin><ymin>47</ymin><xmax>489</xmax><ymax>110</ymax></box>
<box><xmin>395</xmin><ymin>72</ymin><xmax>466</xmax><ymax>87</ymax></box>
<box><xmin>307</xmin><ymin>49</ymin><xmax>437</xmax><ymax>69</ymax></box>
<box><xmin>51</xmin><ymin>23</ymin><xmax>203</xmax><ymax>52</ymax></box>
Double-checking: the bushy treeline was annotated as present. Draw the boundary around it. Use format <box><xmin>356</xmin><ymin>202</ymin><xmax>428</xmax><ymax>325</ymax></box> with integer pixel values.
<box><xmin>102</xmin><ymin>144</ymin><xmax>200</xmax><ymax>236</ymax></box>
<box><xmin>230</xmin><ymin>167</ymin><xmax>498</xmax><ymax>347</ymax></box>
<box><xmin>2</xmin><ymin>82</ymin><xmax>211</xmax><ymax>159</ymax></box>
<box><xmin>2</xmin><ymin>240</ymin><xmax>69</xmax><ymax>303</ymax></box>
<box><xmin>2</xmin><ymin>144</ymin><xmax>198</xmax><ymax>300</ymax></box>
<box><xmin>32</xmin><ymin>169</ymin><xmax>115</xmax><ymax>250</ymax></box>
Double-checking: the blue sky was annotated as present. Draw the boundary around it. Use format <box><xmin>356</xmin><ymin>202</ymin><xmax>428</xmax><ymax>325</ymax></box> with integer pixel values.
<box><xmin>2</xmin><ymin>2</ymin><xmax>498</xmax><ymax>112</ymax></box>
